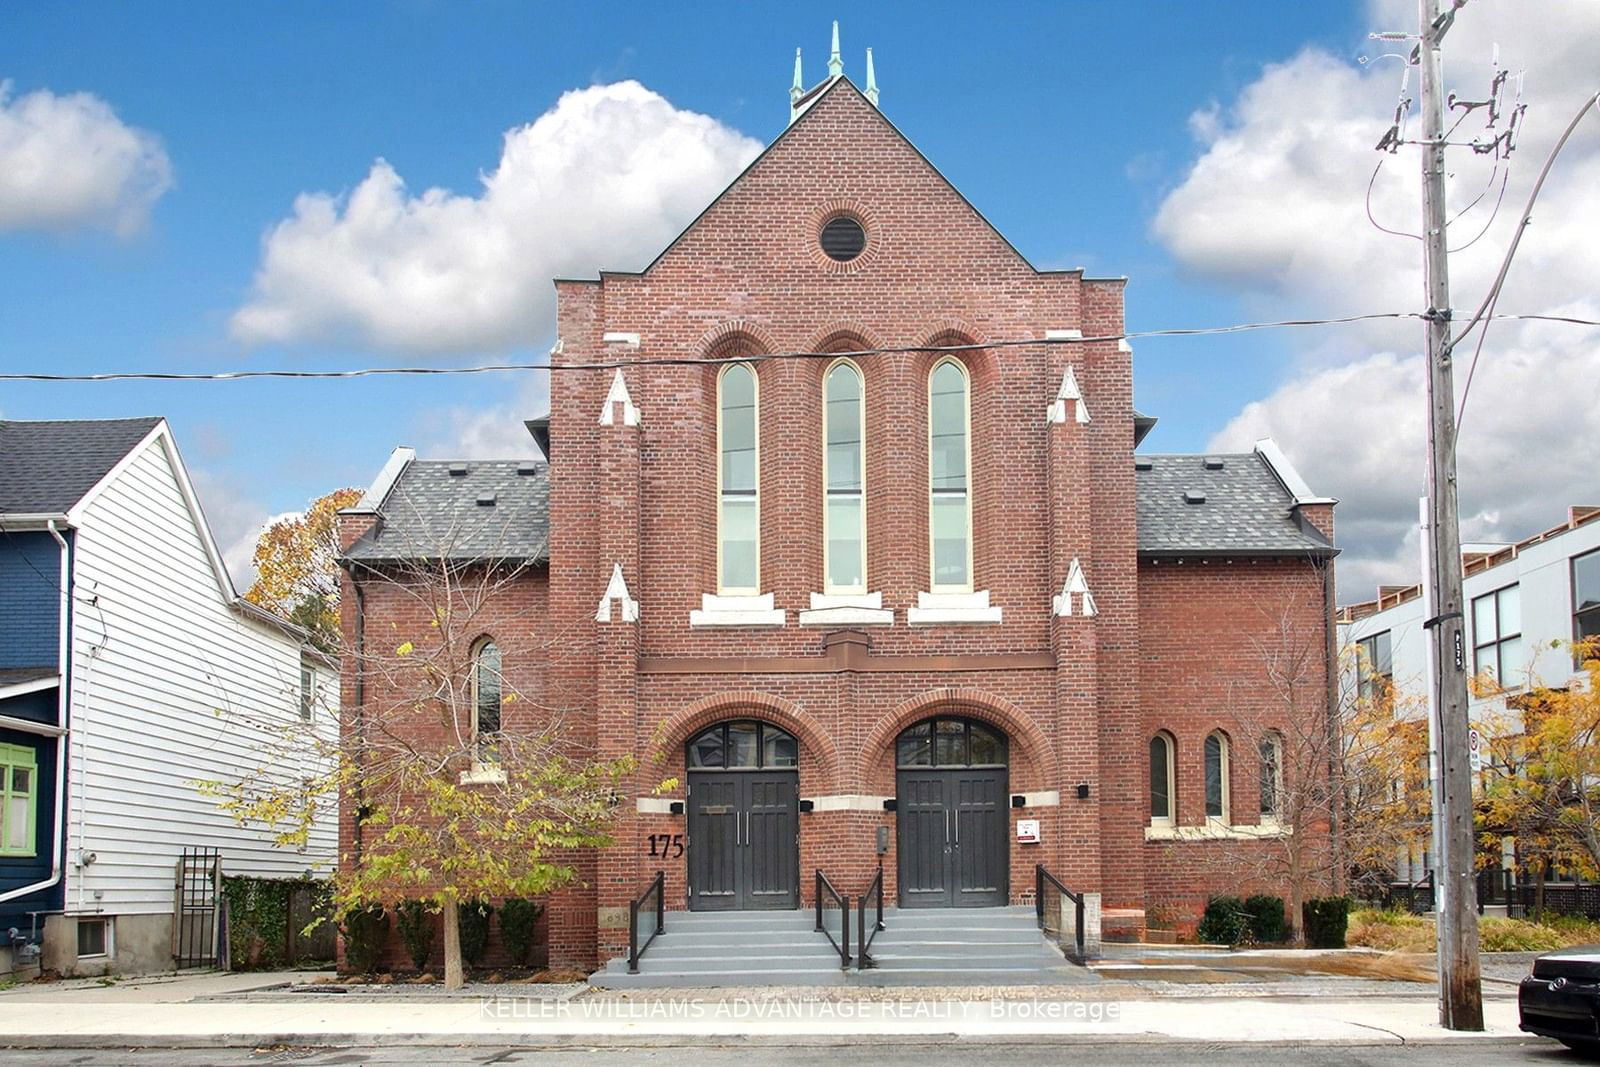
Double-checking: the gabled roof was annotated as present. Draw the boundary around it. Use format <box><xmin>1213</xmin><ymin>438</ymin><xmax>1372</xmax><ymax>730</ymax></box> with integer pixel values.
<box><xmin>342</xmin><ymin>458</ymin><xmax>550</xmax><ymax>566</ymax></box>
<box><xmin>599</xmin><ymin>76</ymin><xmax>1084</xmax><ymax>281</ymax></box>
<box><xmin>1135</xmin><ymin>449</ymin><xmax>1336</xmax><ymax>559</ymax></box>
<box><xmin>0</xmin><ymin>417</ymin><xmax>162</xmax><ymax>515</ymax></box>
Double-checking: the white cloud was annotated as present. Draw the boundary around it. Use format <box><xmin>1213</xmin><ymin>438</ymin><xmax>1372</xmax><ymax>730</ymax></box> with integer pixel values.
<box><xmin>424</xmin><ymin>371</ymin><xmax>550</xmax><ymax>461</ymax></box>
<box><xmin>189</xmin><ymin>468</ymin><xmax>285</xmax><ymax>591</ymax></box>
<box><xmin>1155</xmin><ymin>0</ymin><xmax>1600</xmax><ymax>599</ymax></box>
<box><xmin>231</xmin><ymin>81</ymin><xmax>762</xmax><ymax>354</ymax></box>
<box><xmin>0</xmin><ymin>81</ymin><xmax>173</xmax><ymax>236</ymax></box>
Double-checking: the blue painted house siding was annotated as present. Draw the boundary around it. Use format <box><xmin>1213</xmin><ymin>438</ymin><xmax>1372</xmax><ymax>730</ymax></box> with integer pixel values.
<box><xmin>0</xmin><ymin>722</ymin><xmax>63</xmax><ymax>924</ymax></box>
<box><xmin>0</xmin><ymin>531</ymin><xmax>62</xmax><ymax>671</ymax></box>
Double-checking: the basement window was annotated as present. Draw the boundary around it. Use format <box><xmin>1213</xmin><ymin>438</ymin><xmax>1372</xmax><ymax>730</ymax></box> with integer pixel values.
<box><xmin>77</xmin><ymin>918</ymin><xmax>110</xmax><ymax>958</ymax></box>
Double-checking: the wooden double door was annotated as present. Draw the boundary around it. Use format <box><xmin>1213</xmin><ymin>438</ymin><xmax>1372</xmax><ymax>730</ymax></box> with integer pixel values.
<box><xmin>896</xmin><ymin>767</ymin><xmax>1009</xmax><ymax>907</ymax></box>
<box><xmin>686</xmin><ymin>770</ymin><xmax>799</xmax><ymax>910</ymax></box>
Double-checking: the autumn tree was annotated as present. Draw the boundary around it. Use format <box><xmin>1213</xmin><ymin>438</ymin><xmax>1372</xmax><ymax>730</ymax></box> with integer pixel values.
<box><xmin>1475</xmin><ymin>638</ymin><xmax>1600</xmax><ymax>918</ymax></box>
<box><xmin>1202</xmin><ymin>593</ymin><xmax>1431</xmax><ymax>944</ymax></box>
<box><xmin>207</xmin><ymin>515</ymin><xmax>664</xmax><ymax>989</ymax></box>
<box><xmin>245</xmin><ymin>487</ymin><xmax>363</xmax><ymax>652</ymax></box>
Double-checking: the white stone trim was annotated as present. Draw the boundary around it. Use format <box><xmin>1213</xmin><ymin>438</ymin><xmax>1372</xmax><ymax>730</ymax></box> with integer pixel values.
<box><xmin>602</xmin><ymin>331</ymin><xmax>641</xmax><ymax>346</ymax></box>
<box><xmin>636</xmin><ymin>796</ymin><xmax>678</xmax><ymax>814</ymax></box>
<box><xmin>802</xmin><ymin>794</ymin><xmax>892</xmax><ymax>813</ymax></box>
<box><xmin>1117</xmin><ymin>338</ymin><xmax>1133</xmax><ymax>354</ymax></box>
<box><xmin>459</xmin><ymin>764</ymin><xmax>507</xmax><ymax>786</ymax></box>
<box><xmin>597</xmin><ymin>368</ymin><xmax>640</xmax><ymax>427</ymax></box>
<box><xmin>596</xmin><ymin>562</ymin><xmax>640</xmax><ymax>623</ymax></box>
<box><xmin>689</xmin><ymin>592</ymin><xmax>786</xmax><ymax>628</ymax></box>
<box><xmin>348</xmin><ymin>446</ymin><xmax>415</xmax><ymax>514</ymax></box>
<box><xmin>798</xmin><ymin>591</ymin><xmax>893</xmax><ymax>627</ymax></box>
<box><xmin>1052</xmin><ymin>557</ymin><xmax>1098</xmax><ymax>618</ymax></box>
<box><xmin>1019</xmin><ymin>790</ymin><xmax>1061</xmax><ymax>807</ymax></box>
<box><xmin>1048</xmin><ymin>364</ymin><xmax>1090</xmax><ymax>425</ymax></box>
<box><xmin>1143</xmin><ymin>822</ymin><xmax>1293</xmax><ymax>842</ymax></box>
<box><xmin>908</xmin><ymin>589</ymin><xmax>1002</xmax><ymax>625</ymax></box>
<box><xmin>1254</xmin><ymin>437</ymin><xmax>1336</xmax><ymax>506</ymax></box>
<box><xmin>1044</xmin><ymin>328</ymin><xmax>1083</xmax><ymax>341</ymax></box>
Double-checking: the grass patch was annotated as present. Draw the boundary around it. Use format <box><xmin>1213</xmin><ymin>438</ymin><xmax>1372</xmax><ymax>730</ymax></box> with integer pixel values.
<box><xmin>1347</xmin><ymin>907</ymin><xmax>1600</xmax><ymax>953</ymax></box>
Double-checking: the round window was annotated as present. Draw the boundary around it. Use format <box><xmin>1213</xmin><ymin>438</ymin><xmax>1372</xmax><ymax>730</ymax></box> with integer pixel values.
<box><xmin>819</xmin><ymin>215</ymin><xmax>866</xmax><ymax>262</ymax></box>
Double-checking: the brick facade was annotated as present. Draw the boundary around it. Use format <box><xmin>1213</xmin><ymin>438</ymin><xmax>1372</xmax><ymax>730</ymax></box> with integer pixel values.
<box><xmin>339</xmin><ymin>78</ymin><xmax>1336</xmax><ymax>969</ymax></box>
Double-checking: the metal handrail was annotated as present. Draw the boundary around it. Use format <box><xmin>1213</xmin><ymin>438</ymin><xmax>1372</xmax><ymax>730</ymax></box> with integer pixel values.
<box><xmin>1036</xmin><ymin>863</ymin><xmax>1086</xmax><ymax>963</ymax></box>
<box><xmin>856</xmin><ymin>863</ymin><xmax>885</xmax><ymax>970</ymax></box>
<box><xmin>814</xmin><ymin>869</ymin><xmax>851</xmax><ymax>967</ymax></box>
<box><xmin>627</xmin><ymin>869</ymin><xmax>665</xmax><ymax>974</ymax></box>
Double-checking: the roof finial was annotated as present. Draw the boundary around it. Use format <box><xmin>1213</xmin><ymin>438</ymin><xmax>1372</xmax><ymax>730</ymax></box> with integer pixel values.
<box><xmin>827</xmin><ymin>20</ymin><xmax>843</xmax><ymax>78</ymax></box>
<box><xmin>790</xmin><ymin>47</ymin><xmax>803</xmax><ymax>105</ymax></box>
<box><xmin>864</xmin><ymin>46</ymin><xmax>879</xmax><ymax>106</ymax></box>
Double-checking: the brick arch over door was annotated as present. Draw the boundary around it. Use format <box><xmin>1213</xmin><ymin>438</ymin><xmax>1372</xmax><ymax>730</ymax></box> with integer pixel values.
<box><xmin>660</xmin><ymin>690</ymin><xmax>842</xmax><ymax>794</ymax></box>
<box><xmin>692</xmin><ymin>318</ymin><xmax>782</xmax><ymax>360</ymax></box>
<box><xmin>864</xmin><ymin>687</ymin><xmax>1054</xmax><ymax>790</ymax></box>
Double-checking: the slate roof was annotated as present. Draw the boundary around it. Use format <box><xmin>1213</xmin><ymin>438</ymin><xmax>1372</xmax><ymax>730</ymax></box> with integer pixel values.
<box><xmin>0</xmin><ymin>417</ymin><xmax>162</xmax><ymax>515</ymax></box>
<box><xmin>1135</xmin><ymin>452</ymin><xmax>1336</xmax><ymax>558</ymax></box>
<box><xmin>342</xmin><ymin>459</ymin><xmax>550</xmax><ymax>565</ymax></box>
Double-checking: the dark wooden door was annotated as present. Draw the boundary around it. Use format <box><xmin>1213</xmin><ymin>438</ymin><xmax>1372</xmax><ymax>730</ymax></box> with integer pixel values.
<box><xmin>688</xmin><ymin>771</ymin><xmax>798</xmax><ymax>910</ymax></box>
<box><xmin>896</xmin><ymin>768</ymin><xmax>1008</xmax><ymax>907</ymax></box>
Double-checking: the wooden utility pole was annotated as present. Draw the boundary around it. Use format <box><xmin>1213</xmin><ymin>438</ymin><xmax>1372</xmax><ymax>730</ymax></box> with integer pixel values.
<box><xmin>1417</xmin><ymin>0</ymin><xmax>1483</xmax><ymax>1031</ymax></box>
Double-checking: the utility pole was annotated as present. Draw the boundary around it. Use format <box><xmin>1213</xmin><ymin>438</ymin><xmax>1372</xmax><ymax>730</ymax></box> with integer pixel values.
<box><xmin>1416</xmin><ymin>0</ymin><xmax>1483</xmax><ymax>1031</ymax></box>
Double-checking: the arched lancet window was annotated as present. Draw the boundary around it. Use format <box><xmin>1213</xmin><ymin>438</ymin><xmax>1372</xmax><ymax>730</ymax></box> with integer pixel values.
<box><xmin>928</xmin><ymin>358</ymin><xmax>971</xmax><ymax>591</ymax></box>
<box><xmin>718</xmin><ymin>363</ymin><xmax>760</xmax><ymax>594</ymax></box>
<box><xmin>895</xmin><ymin>717</ymin><xmax>1007</xmax><ymax>768</ymax></box>
<box><xmin>823</xmin><ymin>359</ymin><xmax>866</xmax><ymax>593</ymax></box>
<box><xmin>1149</xmin><ymin>732</ymin><xmax>1175</xmax><ymax>826</ymax></box>
<box><xmin>1259</xmin><ymin>731</ymin><xmax>1284</xmax><ymax>820</ymax></box>
<box><xmin>472</xmin><ymin>639</ymin><xmax>502</xmax><ymax>758</ymax></box>
<box><xmin>686</xmin><ymin>721</ymin><xmax>798</xmax><ymax>770</ymax></box>
<box><xmin>1204</xmin><ymin>731</ymin><xmax>1231</xmax><ymax>822</ymax></box>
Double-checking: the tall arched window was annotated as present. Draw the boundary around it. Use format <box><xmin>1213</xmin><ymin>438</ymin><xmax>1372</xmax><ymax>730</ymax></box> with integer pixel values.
<box><xmin>1204</xmin><ymin>731</ymin><xmax>1231</xmax><ymax>822</ymax></box>
<box><xmin>1259</xmin><ymin>732</ymin><xmax>1284</xmax><ymax>820</ymax></box>
<box><xmin>472</xmin><ymin>639</ymin><xmax>502</xmax><ymax>758</ymax></box>
<box><xmin>928</xmin><ymin>358</ymin><xmax>971</xmax><ymax>591</ymax></box>
<box><xmin>823</xmin><ymin>359</ymin><xmax>866</xmax><ymax>593</ymax></box>
<box><xmin>718</xmin><ymin>363</ymin><xmax>760</xmax><ymax>593</ymax></box>
<box><xmin>1149</xmin><ymin>732</ymin><xmax>1175</xmax><ymax>826</ymax></box>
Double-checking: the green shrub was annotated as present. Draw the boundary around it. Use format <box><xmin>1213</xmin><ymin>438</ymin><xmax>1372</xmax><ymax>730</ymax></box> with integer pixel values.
<box><xmin>1303</xmin><ymin>896</ymin><xmax>1352</xmax><ymax>949</ymax></box>
<box><xmin>459</xmin><ymin>900</ymin><xmax>494</xmax><ymax>967</ymax></box>
<box><xmin>340</xmin><ymin>903</ymin><xmax>388</xmax><ymax>974</ymax></box>
<box><xmin>1244</xmin><ymin>895</ymin><xmax>1288</xmax><ymax>943</ymax></box>
<box><xmin>1197</xmin><ymin>896</ymin><xmax>1252</xmax><ymax>945</ymax></box>
<box><xmin>499</xmin><ymin>898</ymin><xmax>544</xmax><ymax>968</ymax></box>
<box><xmin>396</xmin><ymin>899</ymin><xmax>434</xmax><ymax>972</ymax></box>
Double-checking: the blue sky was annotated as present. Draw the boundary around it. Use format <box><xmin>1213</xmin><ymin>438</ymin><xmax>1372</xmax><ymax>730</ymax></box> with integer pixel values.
<box><xmin>4</xmin><ymin>2</ymin><xmax>1596</xmax><ymax>597</ymax></box>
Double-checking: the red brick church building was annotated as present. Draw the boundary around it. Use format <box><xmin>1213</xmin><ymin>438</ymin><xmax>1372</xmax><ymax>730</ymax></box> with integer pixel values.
<box><xmin>338</xmin><ymin>48</ymin><xmax>1337</xmax><ymax>970</ymax></box>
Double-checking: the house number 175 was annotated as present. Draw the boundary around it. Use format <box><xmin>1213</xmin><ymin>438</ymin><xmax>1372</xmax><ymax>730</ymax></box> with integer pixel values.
<box><xmin>647</xmin><ymin>833</ymin><xmax>684</xmax><ymax>858</ymax></box>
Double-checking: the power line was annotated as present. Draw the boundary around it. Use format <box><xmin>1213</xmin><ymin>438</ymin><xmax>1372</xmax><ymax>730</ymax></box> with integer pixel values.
<box><xmin>5</xmin><ymin>311</ymin><xmax>1598</xmax><ymax>385</ymax></box>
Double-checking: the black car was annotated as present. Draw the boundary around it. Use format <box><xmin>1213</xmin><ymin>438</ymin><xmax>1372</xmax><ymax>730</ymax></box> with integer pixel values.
<box><xmin>1522</xmin><ymin>946</ymin><xmax>1600</xmax><ymax>1053</ymax></box>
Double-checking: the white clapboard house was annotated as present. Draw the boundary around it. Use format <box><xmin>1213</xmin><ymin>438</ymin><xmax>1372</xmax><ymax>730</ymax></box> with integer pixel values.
<box><xmin>0</xmin><ymin>417</ymin><xmax>336</xmax><ymax>976</ymax></box>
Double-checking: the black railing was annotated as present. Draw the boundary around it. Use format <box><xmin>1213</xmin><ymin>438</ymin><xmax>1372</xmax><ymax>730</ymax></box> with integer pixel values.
<box><xmin>1383</xmin><ymin>872</ymin><xmax>1436</xmax><ymax>915</ymax></box>
<box><xmin>856</xmin><ymin>863</ymin><xmax>885</xmax><ymax>970</ymax></box>
<box><xmin>814</xmin><ymin>869</ymin><xmax>851</xmax><ymax>967</ymax></box>
<box><xmin>1036</xmin><ymin>864</ymin><xmax>1086</xmax><ymax>963</ymax></box>
<box><xmin>627</xmin><ymin>869</ymin><xmax>665</xmax><ymax>974</ymax></box>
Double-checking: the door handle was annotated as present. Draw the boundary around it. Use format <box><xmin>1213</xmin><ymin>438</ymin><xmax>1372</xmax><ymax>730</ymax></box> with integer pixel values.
<box><xmin>952</xmin><ymin>809</ymin><xmax>959</xmax><ymax>846</ymax></box>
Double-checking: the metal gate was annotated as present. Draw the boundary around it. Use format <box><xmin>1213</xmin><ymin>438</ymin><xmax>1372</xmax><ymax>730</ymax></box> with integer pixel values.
<box><xmin>173</xmin><ymin>846</ymin><xmax>223</xmax><ymax>969</ymax></box>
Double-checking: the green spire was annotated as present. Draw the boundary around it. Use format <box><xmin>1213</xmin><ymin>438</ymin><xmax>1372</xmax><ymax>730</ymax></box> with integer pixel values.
<box><xmin>790</xmin><ymin>47</ymin><xmax>803</xmax><ymax>105</ymax></box>
<box><xmin>827</xmin><ymin>20</ymin><xmax>843</xmax><ymax>78</ymax></box>
<box><xmin>865</xmin><ymin>46</ymin><xmax>879</xmax><ymax>106</ymax></box>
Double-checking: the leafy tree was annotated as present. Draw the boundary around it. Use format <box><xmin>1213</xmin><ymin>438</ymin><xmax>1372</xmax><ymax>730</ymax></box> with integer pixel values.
<box><xmin>204</xmin><ymin>532</ymin><xmax>670</xmax><ymax>989</ymax></box>
<box><xmin>1476</xmin><ymin>639</ymin><xmax>1600</xmax><ymax>918</ymax></box>
<box><xmin>245</xmin><ymin>487</ymin><xmax>362</xmax><ymax>652</ymax></box>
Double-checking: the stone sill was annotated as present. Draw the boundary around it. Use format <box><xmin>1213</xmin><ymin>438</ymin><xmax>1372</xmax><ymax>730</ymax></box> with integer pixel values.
<box><xmin>906</xmin><ymin>589</ymin><xmax>1003</xmax><ymax>626</ymax></box>
<box><xmin>690</xmin><ymin>591</ymin><xmax>786</xmax><ymax>628</ymax></box>
<box><xmin>798</xmin><ymin>591</ymin><xmax>893</xmax><ymax>627</ymax></box>
<box><xmin>1144</xmin><ymin>821</ymin><xmax>1290</xmax><ymax>842</ymax></box>
<box><xmin>459</xmin><ymin>764</ymin><xmax>506</xmax><ymax>786</ymax></box>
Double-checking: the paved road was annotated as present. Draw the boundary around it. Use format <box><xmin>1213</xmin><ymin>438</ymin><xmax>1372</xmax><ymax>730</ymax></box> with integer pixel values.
<box><xmin>0</xmin><ymin>1040</ymin><xmax>1584</xmax><ymax>1066</ymax></box>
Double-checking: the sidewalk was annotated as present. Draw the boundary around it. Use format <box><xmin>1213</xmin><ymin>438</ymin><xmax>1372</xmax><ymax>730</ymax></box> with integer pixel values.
<box><xmin>0</xmin><ymin>971</ymin><xmax>1528</xmax><ymax>1049</ymax></box>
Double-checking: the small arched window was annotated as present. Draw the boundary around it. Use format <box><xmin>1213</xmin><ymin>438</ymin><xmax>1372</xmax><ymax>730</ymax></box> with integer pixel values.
<box><xmin>1259</xmin><ymin>732</ymin><xmax>1284</xmax><ymax>820</ymax></box>
<box><xmin>718</xmin><ymin>363</ymin><xmax>760</xmax><ymax>593</ymax></box>
<box><xmin>1204</xmin><ymin>731</ymin><xmax>1231</xmax><ymax>822</ymax></box>
<box><xmin>472</xmin><ymin>639</ymin><xmax>502</xmax><ymax>757</ymax></box>
<box><xmin>823</xmin><ymin>359</ymin><xmax>866</xmax><ymax>593</ymax></box>
<box><xmin>928</xmin><ymin>358</ymin><xmax>971</xmax><ymax>591</ymax></box>
<box><xmin>1149</xmin><ymin>733</ymin><xmax>1175</xmax><ymax>825</ymax></box>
